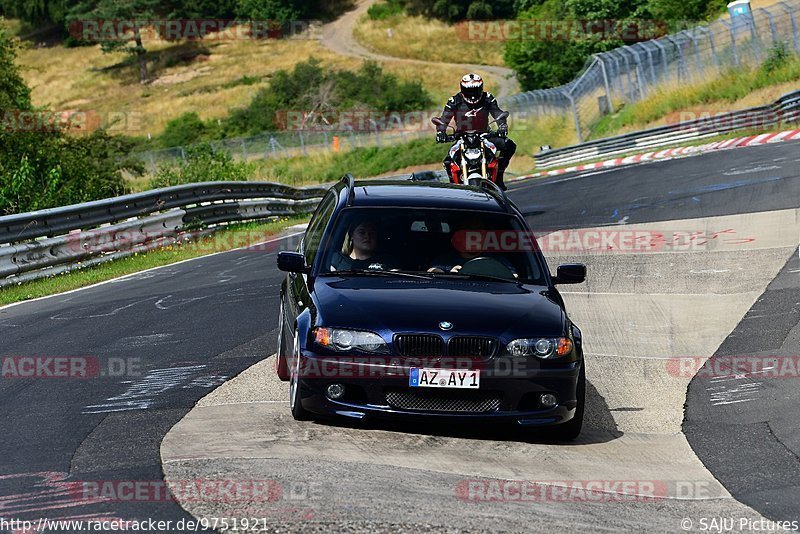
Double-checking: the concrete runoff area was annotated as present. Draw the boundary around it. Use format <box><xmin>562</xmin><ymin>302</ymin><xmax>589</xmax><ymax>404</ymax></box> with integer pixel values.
<box><xmin>161</xmin><ymin>208</ymin><xmax>800</xmax><ymax>532</ymax></box>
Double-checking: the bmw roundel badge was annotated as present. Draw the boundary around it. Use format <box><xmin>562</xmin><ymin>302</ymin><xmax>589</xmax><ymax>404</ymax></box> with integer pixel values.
<box><xmin>439</xmin><ymin>321</ymin><xmax>453</xmax><ymax>331</ymax></box>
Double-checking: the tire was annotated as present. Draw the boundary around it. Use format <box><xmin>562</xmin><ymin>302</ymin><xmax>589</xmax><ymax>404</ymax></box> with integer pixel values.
<box><xmin>551</xmin><ymin>363</ymin><xmax>585</xmax><ymax>441</ymax></box>
<box><xmin>289</xmin><ymin>331</ymin><xmax>311</xmax><ymax>421</ymax></box>
<box><xmin>275</xmin><ymin>300</ymin><xmax>290</xmax><ymax>382</ymax></box>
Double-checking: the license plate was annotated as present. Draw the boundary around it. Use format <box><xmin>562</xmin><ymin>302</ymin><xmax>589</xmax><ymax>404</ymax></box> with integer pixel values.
<box><xmin>409</xmin><ymin>368</ymin><xmax>480</xmax><ymax>389</ymax></box>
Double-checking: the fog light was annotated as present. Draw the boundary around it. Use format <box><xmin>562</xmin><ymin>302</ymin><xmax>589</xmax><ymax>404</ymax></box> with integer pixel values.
<box><xmin>540</xmin><ymin>393</ymin><xmax>558</xmax><ymax>408</ymax></box>
<box><xmin>326</xmin><ymin>383</ymin><xmax>345</xmax><ymax>400</ymax></box>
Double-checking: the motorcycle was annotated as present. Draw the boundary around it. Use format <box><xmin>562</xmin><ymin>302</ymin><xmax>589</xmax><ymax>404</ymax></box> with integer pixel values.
<box><xmin>432</xmin><ymin>114</ymin><xmax>507</xmax><ymax>187</ymax></box>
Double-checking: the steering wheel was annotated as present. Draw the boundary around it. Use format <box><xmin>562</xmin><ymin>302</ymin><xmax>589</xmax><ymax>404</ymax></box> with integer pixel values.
<box><xmin>459</xmin><ymin>257</ymin><xmax>516</xmax><ymax>278</ymax></box>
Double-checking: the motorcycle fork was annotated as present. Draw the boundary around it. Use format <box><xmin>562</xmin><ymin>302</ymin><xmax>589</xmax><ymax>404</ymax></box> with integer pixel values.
<box><xmin>460</xmin><ymin>144</ymin><xmax>468</xmax><ymax>184</ymax></box>
<box><xmin>481</xmin><ymin>141</ymin><xmax>487</xmax><ymax>179</ymax></box>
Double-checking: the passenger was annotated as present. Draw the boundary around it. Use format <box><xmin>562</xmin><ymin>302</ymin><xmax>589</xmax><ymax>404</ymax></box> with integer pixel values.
<box><xmin>330</xmin><ymin>219</ymin><xmax>397</xmax><ymax>272</ymax></box>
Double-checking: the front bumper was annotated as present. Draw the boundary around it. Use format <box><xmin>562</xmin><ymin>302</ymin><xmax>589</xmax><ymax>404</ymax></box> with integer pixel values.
<box><xmin>294</xmin><ymin>352</ymin><xmax>582</xmax><ymax>426</ymax></box>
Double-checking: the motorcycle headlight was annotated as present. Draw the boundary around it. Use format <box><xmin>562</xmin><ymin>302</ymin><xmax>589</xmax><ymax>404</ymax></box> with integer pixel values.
<box><xmin>464</xmin><ymin>148</ymin><xmax>482</xmax><ymax>160</ymax></box>
<box><xmin>507</xmin><ymin>337</ymin><xmax>573</xmax><ymax>359</ymax></box>
<box><xmin>313</xmin><ymin>327</ymin><xmax>389</xmax><ymax>354</ymax></box>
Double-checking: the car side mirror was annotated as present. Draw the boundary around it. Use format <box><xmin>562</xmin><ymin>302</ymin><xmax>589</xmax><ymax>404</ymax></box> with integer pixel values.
<box><xmin>277</xmin><ymin>251</ymin><xmax>309</xmax><ymax>274</ymax></box>
<box><xmin>553</xmin><ymin>263</ymin><xmax>586</xmax><ymax>285</ymax></box>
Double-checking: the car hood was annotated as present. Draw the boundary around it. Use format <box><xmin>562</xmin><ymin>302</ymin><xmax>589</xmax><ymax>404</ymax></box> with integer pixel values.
<box><xmin>312</xmin><ymin>276</ymin><xmax>565</xmax><ymax>339</ymax></box>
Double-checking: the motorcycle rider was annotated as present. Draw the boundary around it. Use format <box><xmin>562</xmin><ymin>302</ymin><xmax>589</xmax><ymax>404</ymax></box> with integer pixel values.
<box><xmin>435</xmin><ymin>73</ymin><xmax>516</xmax><ymax>190</ymax></box>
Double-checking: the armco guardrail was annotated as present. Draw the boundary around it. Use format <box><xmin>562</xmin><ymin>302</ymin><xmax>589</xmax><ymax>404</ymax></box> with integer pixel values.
<box><xmin>0</xmin><ymin>181</ymin><xmax>329</xmax><ymax>288</ymax></box>
<box><xmin>534</xmin><ymin>89</ymin><xmax>800</xmax><ymax>169</ymax></box>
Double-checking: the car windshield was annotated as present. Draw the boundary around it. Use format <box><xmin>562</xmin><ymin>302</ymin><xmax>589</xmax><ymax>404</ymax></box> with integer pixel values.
<box><xmin>318</xmin><ymin>207</ymin><xmax>547</xmax><ymax>284</ymax></box>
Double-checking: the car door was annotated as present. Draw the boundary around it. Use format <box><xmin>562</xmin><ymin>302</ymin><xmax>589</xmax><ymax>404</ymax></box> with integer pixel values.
<box><xmin>284</xmin><ymin>190</ymin><xmax>337</xmax><ymax>332</ymax></box>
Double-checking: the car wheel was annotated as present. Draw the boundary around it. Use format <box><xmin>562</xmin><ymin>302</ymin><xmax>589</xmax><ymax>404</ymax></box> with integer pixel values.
<box><xmin>289</xmin><ymin>330</ymin><xmax>311</xmax><ymax>421</ymax></box>
<box><xmin>275</xmin><ymin>300</ymin><xmax>290</xmax><ymax>381</ymax></box>
<box><xmin>551</xmin><ymin>363</ymin><xmax>585</xmax><ymax>441</ymax></box>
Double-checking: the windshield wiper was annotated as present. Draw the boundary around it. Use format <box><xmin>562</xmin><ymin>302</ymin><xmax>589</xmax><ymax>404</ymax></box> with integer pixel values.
<box><xmin>323</xmin><ymin>269</ymin><xmax>434</xmax><ymax>280</ymax></box>
<box><xmin>433</xmin><ymin>272</ymin><xmax>518</xmax><ymax>283</ymax></box>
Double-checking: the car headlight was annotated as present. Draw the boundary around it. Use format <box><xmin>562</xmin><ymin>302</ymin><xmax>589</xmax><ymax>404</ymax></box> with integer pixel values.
<box><xmin>313</xmin><ymin>327</ymin><xmax>389</xmax><ymax>354</ymax></box>
<box><xmin>507</xmin><ymin>337</ymin><xmax>573</xmax><ymax>359</ymax></box>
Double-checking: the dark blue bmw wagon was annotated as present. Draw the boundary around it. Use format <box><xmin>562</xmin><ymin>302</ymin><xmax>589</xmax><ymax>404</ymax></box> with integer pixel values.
<box><xmin>276</xmin><ymin>175</ymin><xmax>587</xmax><ymax>439</ymax></box>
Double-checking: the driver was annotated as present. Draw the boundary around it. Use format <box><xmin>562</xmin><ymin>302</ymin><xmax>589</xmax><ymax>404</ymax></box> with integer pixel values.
<box><xmin>435</xmin><ymin>73</ymin><xmax>517</xmax><ymax>190</ymax></box>
<box><xmin>427</xmin><ymin>217</ymin><xmax>518</xmax><ymax>277</ymax></box>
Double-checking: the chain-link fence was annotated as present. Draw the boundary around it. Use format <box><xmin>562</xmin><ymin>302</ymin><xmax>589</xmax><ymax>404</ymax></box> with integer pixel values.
<box><xmin>134</xmin><ymin>0</ymin><xmax>800</xmax><ymax>169</ymax></box>
<box><xmin>136</xmin><ymin>125</ymin><xmax>430</xmax><ymax>174</ymax></box>
<box><xmin>506</xmin><ymin>0</ymin><xmax>800</xmax><ymax>143</ymax></box>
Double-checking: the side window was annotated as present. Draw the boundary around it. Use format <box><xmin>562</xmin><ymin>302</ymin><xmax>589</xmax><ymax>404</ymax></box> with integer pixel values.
<box><xmin>303</xmin><ymin>192</ymin><xmax>337</xmax><ymax>264</ymax></box>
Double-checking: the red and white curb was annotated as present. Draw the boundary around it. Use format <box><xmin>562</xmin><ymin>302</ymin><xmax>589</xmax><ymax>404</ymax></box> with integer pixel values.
<box><xmin>514</xmin><ymin>128</ymin><xmax>800</xmax><ymax>181</ymax></box>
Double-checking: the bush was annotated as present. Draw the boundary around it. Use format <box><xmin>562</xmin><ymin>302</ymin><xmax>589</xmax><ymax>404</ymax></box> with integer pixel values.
<box><xmin>220</xmin><ymin>58</ymin><xmax>434</xmax><ymax>138</ymax></box>
<box><xmin>762</xmin><ymin>41</ymin><xmax>791</xmax><ymax>74</ymax></box>
<box><xmin>160</xmin><ymin>112</ymin><xmax>216</xmax><ymax>147</ymax></box>
<box><xmin>402</xmin><ymin>0</ymin><xmax>516</xmax><ymax>20</ymax></box>
<box><xmin>149</xmin><ymin>144</ymin><xmax>253</xmax><ymax>189</ymax></box>
<box><xmin>367</xmin><ymin>0</ymin><xmax>405</xmax><ymax>20</ymax></box>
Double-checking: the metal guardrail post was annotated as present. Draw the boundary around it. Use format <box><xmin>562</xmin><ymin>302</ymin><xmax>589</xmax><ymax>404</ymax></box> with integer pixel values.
<box><xmin>666</xmin><ymin>36</ymin><xmax>686</xmax><ymax>82</ymax></box>
<box><xmin>636</xmin><ymin>42</ymin><xmax>657</xmax><ymax>86</ymax></box>
<box><xmin>520</xmin><ymin>92</ymin><xmax>530</xmax><ymax>112</ymax></box>
<box><xmin>596</xmin><ymin>56</ymin><xmax>615</xmax><ymax>114</ymax></box>
<box><xmin>651</xmin><ymin>39</ymin><xmax>669</xmax><ymax>82</ymax></box>
<box><xmin>698</xmin><ymin>26</ymin><xmax>720</xmax><ymax>71</ymax></box>
<box><xmin>299</xmin><ymin>131</ymin><xmax>307</xmax><ymax>156</ymax></box>
<box><xmin>762</xmin><ymin>9</ymin><xmax>778</xmax><ymax>44</ymax></box>
<box><xmin>721</xmin><ymin>20</ymin><xmax>740</xmax><ymax>66</ymax></box>
<box><xmin>564</xmin><ymin>89</ymin><xmax>583</xmax><ymax>143</ymax></box>
<box><xmin>622</xmin><ymin>46</ymin><xmax>646</xmax><ymax>100</ymax></box>
<box><xmin>779</xmin><ymin>2</ymin><xmax>800</xmax><ymax>52</ymax></box>
<box><xmin>748</xmin><ymin>11</ymin><xmax>761</xmax><ymax>62</ymax></box>
<box><xmin>369</xmin><ymin>120</ymin><xmax>381</xmax><ymax>148</ymax></box>
<box><xmin>688</xmin><ymin>30</ymin><xmax>703</xmax><ymax>78</ymax></box>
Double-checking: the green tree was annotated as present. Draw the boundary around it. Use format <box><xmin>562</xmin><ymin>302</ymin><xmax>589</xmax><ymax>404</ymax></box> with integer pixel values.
<box><xmin>0</xmin><ymin>29</ymin><xmax>31</xmax><ymax>111</ymax></box>
<box><xmin>0</xmin><ymin>30</ymin><xmax>137</xmax><ymax>216</ymax></box>
<box><xmin>505</xmin><ymin>0</ymin><xmax>731</xmax><ymax>90</ymax></box>
<box><xmin>68</xmin><ymin>0</ymin><xmax>173</xmax><ymax>83</ymax></box>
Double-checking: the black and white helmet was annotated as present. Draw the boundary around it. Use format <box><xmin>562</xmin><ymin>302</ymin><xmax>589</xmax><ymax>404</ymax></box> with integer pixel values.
<box><xmin>460</xmin><ymin>73</ymin><xmax>484</xmax><ymax>105</ymax></box>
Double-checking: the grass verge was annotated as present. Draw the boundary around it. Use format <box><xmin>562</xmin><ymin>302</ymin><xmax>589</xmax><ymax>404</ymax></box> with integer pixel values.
<box><xmin>0</xmin><ymin>215</ymin><xmax>309</xmax><ymax>306</ymax></box>
<box><xmin>591</xmin><ymin>55</ymin><xmax>800</xmax><ymax>139</ymax></box>
<box><xmin>250</xmin><ymin>138</ymin><xmax>443</xmax><ymax>185</ymax></box>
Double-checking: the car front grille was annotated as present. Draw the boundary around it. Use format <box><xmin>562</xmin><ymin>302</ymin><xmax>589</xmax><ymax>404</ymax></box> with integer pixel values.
<box><xmin>385</xmin><ymin>388</ymin><xmax>501</xmax><ymax>413</ymax></box>
<box><xmin>394</xmin><ymin>334</ymin><xmax>444</xmax><ymax>357</ymax></box>
<box><xmin>448</xmin><ymin>336</ymin><xmax>497</xmax><ymax>359</ymax></box>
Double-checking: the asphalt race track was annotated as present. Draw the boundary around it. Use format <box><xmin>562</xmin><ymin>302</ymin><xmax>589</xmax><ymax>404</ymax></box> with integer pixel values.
<box><xmin>1</xmin><ymin>141</ymin><xmax>799</xmax><ymax>533</ymax></box>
